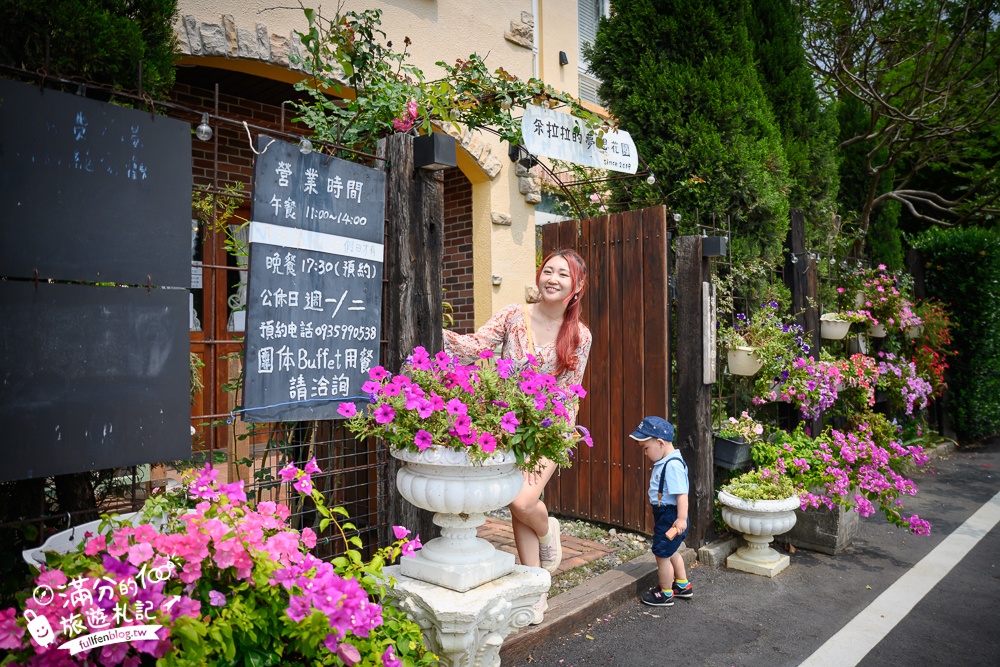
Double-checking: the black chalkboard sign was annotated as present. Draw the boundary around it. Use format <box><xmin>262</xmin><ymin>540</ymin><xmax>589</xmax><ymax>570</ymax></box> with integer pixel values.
<box><xmin>242</xmin><ymin>136</ymin><xmax>386</xmax><ymax>422</ymax></box>
<box><xmin>0</xmin><ymin>79</ymin><xmax>193</xmax><ymax>482</ymax></box>
<box><xmin>0</xmin><ymin>281</ymin><xmax>191</xmax><ymax>482</ymax></box>
<box><xmin>0</xmin><ymin>78</ymin><xmax>191</xmax><ymax>286</ymax></box>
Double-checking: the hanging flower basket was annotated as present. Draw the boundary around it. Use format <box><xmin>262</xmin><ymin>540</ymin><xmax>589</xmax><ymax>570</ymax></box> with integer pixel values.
<box><xmin>727</xmin><ymin>346</ymin><xmax>764</xmax><ymax>376</ymax></box>
<box><xmin>906</xmin><ymin>324</ymin><xmax>924</xmax><ymax>339</ymax></box>
<box><xmin>819</xmin><ymin>313</ymin><xmax>851</xmax><ymax>340</ymax></box>
<box><xmin>869</xmin><ymin>323</ymin><xmax>888</xmax><ymax>338</ymax></box>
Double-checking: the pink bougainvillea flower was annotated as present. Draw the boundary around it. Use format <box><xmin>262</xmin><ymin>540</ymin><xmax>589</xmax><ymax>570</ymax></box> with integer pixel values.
<box><xmin>293</xmin><ymin>475</ymin><xmax>313</xmax><ymax>495</ymax></box>
<box><xmin>383</xmin><ymin>646</ymin><xmax>403</xmax><ymax>667</ymax></box>
<box><xmin>401</xmin><ymin>534</ymin><xmax>422</xmax><ymax>557</ymax></box>
<box><xmin>337</xmin><ymin>642</ymin><xmax>362</xmax><ymax>666</ymax></box>
<box><xmin>0</xmin><ymin>607</ymin><xmax>25</xmax><ymax>650</ymax></box>
<box><xmin>304</xmin><ymin>457</ymin><xmax>321</xmax><ymax>475</ymax></box>
<box><xmin>392</xmin><ymin>526</ymin><xmax>411</xmax><ymax>540</ymax></box>
<box><xmin>278</xmin><ymin>463</ymin><xmax>299</xmax><ymax>482</ymax></box>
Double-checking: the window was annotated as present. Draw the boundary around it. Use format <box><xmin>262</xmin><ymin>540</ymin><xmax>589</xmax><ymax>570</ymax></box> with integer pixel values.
<box><xmin>578</xmin><ymin>0</ymin><xmax>609</xmax><ymax>106</ymax></box>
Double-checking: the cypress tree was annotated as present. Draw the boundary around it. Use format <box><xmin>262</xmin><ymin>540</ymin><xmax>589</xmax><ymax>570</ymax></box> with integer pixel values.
<box><xmin>585</xmin><ymin>0</ymin><xmax>789</xmax><ymax>267</ymax></box>
<box><xmin>747</xmin><ymin>0</ymin><xmax>839</xmax><ymax>250</ymax></box>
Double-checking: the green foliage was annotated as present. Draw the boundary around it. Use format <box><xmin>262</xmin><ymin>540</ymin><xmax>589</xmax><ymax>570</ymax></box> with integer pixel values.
<box><xmin>585</xmin><ymin>0</ymin><xmax>790</xmax><ymax>278</ymax></box>
<box><xmin>721</xmin><ymin>468</ymin><xmax>795</xmax><ymax>501</ymax></box>
<box><xmin>911</xmin><ymin>226</ymin><xmax>1000</xmax><ymax>439</ymax></box>
<box><xmin>801</xmin><ymin>0</ymin><xmax>1000</xmax><ymax>237</ymax></box>
<box><xmin>747</xmin><ymin>0</ymin><xmax>839</xmax><ymax>249</ymax></box>
<box><xmin>0</xmin><ymin>0</ymin><xmax>178</xmax><ymax>98</ymax></box>
<box><xmin>292</xmin><ymin>7</ymin><xmax>605</xmax><ymax>156</ymax></box>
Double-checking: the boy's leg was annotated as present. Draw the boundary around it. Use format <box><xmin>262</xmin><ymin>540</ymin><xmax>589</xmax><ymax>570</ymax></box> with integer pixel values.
<box><xmin>670</xmin><ymin>550</ymin><xmax>693</xmax><ymax>599</ymax></box>
<box><xmin>657</xmin><ymin>553</ymin><xmax>676</xmax><ymax>591</ymax></box>
<box><xmin>640</xmin><ymin>555</ymin><xmax>676</xmax><ymax>606</ymax></box>
<box><xmin>669</xmin><ymin>550</ymin><xmax>686</xmax><ymax>583</ymax></box>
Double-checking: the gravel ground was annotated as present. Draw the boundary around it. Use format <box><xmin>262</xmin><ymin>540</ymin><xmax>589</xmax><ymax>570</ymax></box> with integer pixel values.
<box><xmin>487</xmin><ymin>508</ymin><xmax>650</xmax><ymax>597</ymax></box>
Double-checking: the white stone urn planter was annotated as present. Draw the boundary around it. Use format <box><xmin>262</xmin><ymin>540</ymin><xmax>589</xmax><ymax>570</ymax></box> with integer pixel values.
<box><xmin>819</xmin><ymin>313</ymin><xmax>851</xmax><ymax>340</ymax></box>
<box><xmin>718</xmin><ymin>489</ymin><xmax>799</xmax><ymax>577</ymax></box>
<box><xmin>726</xmin><ymin>346</ymin><xmax>764</xmax><ymax>376</ymax></box>
<box><xmin>392</xmin><ymin>446</ymin><xmax>524</xmax><ymax>592</ymax></box>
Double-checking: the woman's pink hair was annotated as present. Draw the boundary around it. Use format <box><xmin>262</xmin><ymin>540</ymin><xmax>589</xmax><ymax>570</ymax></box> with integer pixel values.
<box><xmin>536</xmin><ymin>249</ymin><xmax>588</xmax><ymax>377</ymax></box>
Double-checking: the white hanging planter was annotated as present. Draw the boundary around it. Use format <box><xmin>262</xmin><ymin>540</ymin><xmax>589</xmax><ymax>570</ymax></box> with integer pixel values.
<box><xmin>391</xmin><ymin>446</ymin><xmax>524</xmax><ymax>592</ymax></box>
<box><xmin>906</xmin><ymin>324</ymin><xmax>924</xmax><ymax>339</ymax></box>
<box><xmin>869</xmin><ymin>323</ymin><xmax>888</xmax><ymax>338</ymax></box>
<box><xmin>727</xmin><ymin>346</ymin><xmax>764</xmax><ymax>376</ymax></box>
<box><xmin>848</xmin><ymin>333</ymin><xmax>869</xmax><ymax>355</ymax></box>
<box><xmin>718</xmin><ymin>489</ymin><xmax>799</xmax><ymax>577</ymax></box>
<box><xmin>819</xmin><ymin>313</ymin><xmax>851</xmax><ymax>340</ymax></box>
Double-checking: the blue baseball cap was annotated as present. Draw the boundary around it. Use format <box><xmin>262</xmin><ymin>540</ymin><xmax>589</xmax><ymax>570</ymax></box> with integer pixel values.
<box><xmin>629</xmin><ymin>416</ymin><xmax>674</xmax><ymax>442</ymax></box>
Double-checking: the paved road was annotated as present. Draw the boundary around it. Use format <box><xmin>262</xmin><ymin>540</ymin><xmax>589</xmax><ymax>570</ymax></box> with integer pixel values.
<box><xmin>512</xmin><ymin>439</ymin><xmax>1000</xmax><ymax>667</ymax></box>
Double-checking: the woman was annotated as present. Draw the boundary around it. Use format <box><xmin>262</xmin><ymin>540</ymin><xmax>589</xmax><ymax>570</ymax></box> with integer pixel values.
<box><xmin>443</xmin><ymin>249</ymin><xmax>592</xmax><ymax>582</ymax></box>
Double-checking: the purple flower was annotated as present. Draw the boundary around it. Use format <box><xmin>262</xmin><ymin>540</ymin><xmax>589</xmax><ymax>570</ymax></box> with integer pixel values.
<box><xmin>337</xmin><ymin>401</ymin><xmax>358</xmax><ymax>417</ymax></box>
<box><xmin>479</xmin><ymin>431</ymin><xmax>498</xmax><ymax>453</ymax></box>
<box><xmin>369</xmin><ymin>366</ymin><xmax>389</xmax><ymax>381</ymax></box>
<box><xmin>374</xmin><ymin>404</ymin><xmax>396</xmax><ymax>424</ymax></box>
<box><xmin>500</xmin><ymin>411</ymin><xmax>520</xmax><ymax>433</ymax></box>
<box><xmin>414</xmin><ymin>429</ymin><xmax>433</xmax><ymax>451</ymax></box>
<box><xmin>446</xmin><ymin>398</ymin><xmax>468</xmax><ymax>415</ymax></box>
<box><xmin>208</xmin><ymin>590</ymin><xmax>226</xmax><ymax>607</ymax></box>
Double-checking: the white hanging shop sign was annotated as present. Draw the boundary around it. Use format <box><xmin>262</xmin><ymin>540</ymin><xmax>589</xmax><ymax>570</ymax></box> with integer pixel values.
<box><xmin>520</xmin><ymin>104</ymin><xmax>638</xmax><ymax>174</ymax></box>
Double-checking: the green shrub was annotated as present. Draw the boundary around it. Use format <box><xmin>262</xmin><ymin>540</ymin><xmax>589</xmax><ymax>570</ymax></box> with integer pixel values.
<box><xmin>911</xmin><ymin>227</ymin><xmax>1000</xmax><ymax>440</ymax></box>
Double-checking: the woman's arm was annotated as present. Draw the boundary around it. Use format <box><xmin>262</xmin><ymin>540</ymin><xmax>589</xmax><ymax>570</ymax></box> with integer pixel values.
<box><xmin>443</xmin><ymin>304</ymin><xmax>519</xmax><ymax>363</ymax></box>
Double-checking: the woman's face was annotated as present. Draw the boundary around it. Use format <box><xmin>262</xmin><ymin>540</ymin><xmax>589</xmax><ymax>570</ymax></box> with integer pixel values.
<box><xmin>538</xmin><ymin>255</ymin><xmax>576</xmax><ymax>305</ymax></box>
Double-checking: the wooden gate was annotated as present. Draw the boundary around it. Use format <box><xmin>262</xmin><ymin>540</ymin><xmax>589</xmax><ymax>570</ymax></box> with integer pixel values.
<box><xmin>541</xmin><ymin>206</ymin><xmax>670</xmax><ymax>534</ymax></box>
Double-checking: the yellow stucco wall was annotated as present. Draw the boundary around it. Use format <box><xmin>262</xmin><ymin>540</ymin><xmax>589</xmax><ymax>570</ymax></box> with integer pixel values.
<box><xmin>176</xmin><ymin>0</ymin><xmax>585</xmax><ymax>325</ymax></box>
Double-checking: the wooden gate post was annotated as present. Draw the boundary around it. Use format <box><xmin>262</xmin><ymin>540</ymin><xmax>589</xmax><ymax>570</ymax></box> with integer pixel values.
<box><xmin>787</xmin><ymin>209</ymin><xmax>819</xmax><ymax>357</ymax></box>
<box><xmin>675</xmin><ymin>236</ymin><xmax>712</xmax><ymax>546</ymax></box>
<box><xmin>378</xmin><ymin>133</ymin><xmax>443</xmax><ymax>544</ymax></box>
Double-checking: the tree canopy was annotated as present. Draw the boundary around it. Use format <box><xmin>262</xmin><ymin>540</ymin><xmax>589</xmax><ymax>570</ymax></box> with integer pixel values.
<box><xmin>585</xmin><ymin>0</ymin><xmax>790</xmax><ymax>267</ymax></box>
<box><xmin>799</xmin><ymin>0</ymin><xmax>1000</xmax><ymax>236</ymax></box>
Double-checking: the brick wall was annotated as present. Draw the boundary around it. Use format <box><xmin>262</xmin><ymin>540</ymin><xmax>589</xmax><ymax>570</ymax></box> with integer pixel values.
<box><xmin>443</xmin><ymin>168</ymin><xmax>476</xmax><ymax>334</ymax></box>
<box><xmin>173</xmin><ymin>83</ymin><xmax>282</xmax><ymax>190</ymax></box>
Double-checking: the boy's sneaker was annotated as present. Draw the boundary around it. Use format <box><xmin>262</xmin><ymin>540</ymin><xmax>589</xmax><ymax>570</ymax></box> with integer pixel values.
<box><xmin>673</xmin><ymin>582</ymin><xmax>694</xmax><ymax>599</ymax></box>
<box><xmin>640</xmin><ymin>587</ymin><xmax>674</xmax><ymax>607</ymax></box>
<box><xmin>539</xmin><ymin>517</ymin><xmax>562</xmax><ymax>573</ymax></box>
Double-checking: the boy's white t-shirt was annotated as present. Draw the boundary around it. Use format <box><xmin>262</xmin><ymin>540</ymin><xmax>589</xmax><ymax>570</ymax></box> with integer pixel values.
<box><xmin>647</xmin><ymin>450</ymin><xmax>689</xmax><ymax>505</ymax></box>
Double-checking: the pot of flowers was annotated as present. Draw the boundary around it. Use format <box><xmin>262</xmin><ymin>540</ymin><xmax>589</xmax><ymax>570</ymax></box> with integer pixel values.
<box><xmin>339</xmin><ymin>346</ymin><xmax>590</xmax><ymax>592</ymax></box>
<box><xmin>717</xmin><ymin>469</ymin><xmax>799</xmax><ymax>577</ymax></box>
<box><xmin>846</xmin><ymin>264</ymin><xmax>921</xmax><ymax>338</ymax></box>
<box><xmin>1</xmin><ymin>462</ymin><xmax>436</xmax><ymax>666</ymax></box>
<box><xmin>719</xmin><ymin>301</ymin><xmax>809</xmax><ymax>379</ymax></box>
<box><xmin>713</xmin><ymin>412</ymin><xmax>763</xmax><ymax>470</ymax></box>
<box><xmin>754</xmin><ymin>417</ymin><xmax>932</xmax><ymax>556</ymax></box>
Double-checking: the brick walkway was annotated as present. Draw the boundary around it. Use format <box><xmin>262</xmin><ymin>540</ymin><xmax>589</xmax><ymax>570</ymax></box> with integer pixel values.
<box><xmin>476</xmin><ymin>517</ymin><xmax>616</xmax><ymax>576</ymax></box>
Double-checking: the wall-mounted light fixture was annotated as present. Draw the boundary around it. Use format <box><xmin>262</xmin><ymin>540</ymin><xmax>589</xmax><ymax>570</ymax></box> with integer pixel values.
<box><xmin>507</xmin><ymin>143</ymin><xmax>539</xmax><ymax>169</ymax></box>
<box><xmin>701</xmin><ymin>236</ymin><xmax>728</xmax><ymax>257</ymax></box>
<box><xmin>413</xmin><ymin>133</ymin><xmax>458</xmax><ymax>171</ymax></box>
<box><xmin>195</xmin><ymin>112</ymin><xmax>213</xmax><ymax>141</ymax></box>
<box><xmin>559</xmin><ymin>51</ymin><xmax>569</xmax><ymax>66</ymax></box>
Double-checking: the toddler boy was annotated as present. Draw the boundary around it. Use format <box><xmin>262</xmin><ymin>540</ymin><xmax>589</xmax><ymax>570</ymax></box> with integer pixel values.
<box><xmin>629</xmin><ymin>416</ymin><xmax>692</xmax><ymax>606</ymax></box>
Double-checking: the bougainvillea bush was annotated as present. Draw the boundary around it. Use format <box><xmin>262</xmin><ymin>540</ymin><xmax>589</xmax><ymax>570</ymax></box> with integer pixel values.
<box><xmin>339</xmin><ymin>346</ymin><xmax>591</xmax><ymax>473</ymax></box>
<box><xmin>0</xmin><ymin>463</ymin><xmax>435</xmax><ymax>667</ymax></box>
<box><xmin>752</xmin><ymin>416</ymin><xmax>931</xmax><ymax>535</ymax></box>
